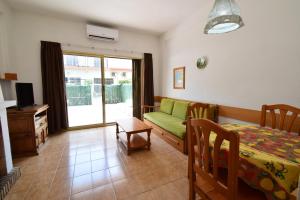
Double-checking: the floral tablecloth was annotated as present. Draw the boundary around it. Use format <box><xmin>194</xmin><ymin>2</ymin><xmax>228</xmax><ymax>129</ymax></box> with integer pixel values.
<box><xmin>213</xmin><ymin>124</ymin><xmax>300</xmax><ymax>200</ymax></box>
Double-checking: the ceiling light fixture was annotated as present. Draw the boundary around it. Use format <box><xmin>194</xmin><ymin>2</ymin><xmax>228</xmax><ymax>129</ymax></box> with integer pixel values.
<box><xmin>204</xmin><ymin>0</ymin><xmax>244</xmax><ymax>34</ymax></box>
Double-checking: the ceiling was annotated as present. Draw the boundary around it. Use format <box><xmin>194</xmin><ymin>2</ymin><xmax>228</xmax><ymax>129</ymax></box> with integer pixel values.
<box><xmin>5</xmin><ymin>0</ymin><xmax>207</xmax><ymax>34</ymax></box>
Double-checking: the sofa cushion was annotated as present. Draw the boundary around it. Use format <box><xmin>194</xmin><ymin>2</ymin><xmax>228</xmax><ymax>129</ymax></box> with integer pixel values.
<box><xmin>172</xmin><ymin>101</ymin><xmax>189</xmax><ymax>120</ymax></box>
<box><xmin>144</xmin><ymin>112</ymin><xmax>186</xmax><ymax>139</ymax></box>
<box><xmin>160</xmin><ymin>98</ymin><xmax>175</xmax><ymax>114</ymax></box>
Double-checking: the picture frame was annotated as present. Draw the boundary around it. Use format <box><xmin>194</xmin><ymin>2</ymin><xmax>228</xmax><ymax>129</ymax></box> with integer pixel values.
<box><xmin>173</xmin><ymin>66</ymin><xmax>185</xmax><ymax>89</ymax></box>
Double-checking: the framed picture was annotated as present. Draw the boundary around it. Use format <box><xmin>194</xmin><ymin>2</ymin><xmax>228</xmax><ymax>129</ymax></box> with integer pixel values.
<box><xmin>173</xmin><ymin>66</ymin><xmax>185</xmax><ymax>89</ymax></box>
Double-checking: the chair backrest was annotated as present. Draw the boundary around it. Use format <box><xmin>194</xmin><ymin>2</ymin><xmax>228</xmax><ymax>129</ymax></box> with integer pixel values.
<box><xmin>187</xmin><ymin>118</ymin><xmax>239</xmax><ymax>200</ymax></box>
<box><xmin>187</xmin><ymin>102</ymin><xmax>214</xmax><ymax>149</ymax></box>
<box><xmin>188</xmin><ymin>102</ymin><xmax>210</xmax><ymax>119</ymax></box>
<box><xmin>260</xmin><ymin>104</ymin><xmax>300</xmax><ymax>133</ymax></box>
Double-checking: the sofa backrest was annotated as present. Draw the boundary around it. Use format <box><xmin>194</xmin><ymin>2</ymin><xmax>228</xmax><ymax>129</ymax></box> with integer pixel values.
<box><xmin>157</xmin><ymin>97</ymin><xmax>219</xmax><ymax>122</ymax></box>
<box><xmin>160</xmin><ymin>98</ymin><xmax>175</xmax><ymax>114</ymax></box>
<box><xmin>172</xmin><ymin>101</ymin><xmax>190</xmax><ymax>120</ymax></box>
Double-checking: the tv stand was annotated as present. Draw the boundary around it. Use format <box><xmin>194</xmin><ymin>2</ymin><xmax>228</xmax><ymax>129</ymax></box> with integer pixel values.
<box><xmin>6</xmin><ymin>105</ymin><xmax>49</xmax><ymax>157</ymax></box>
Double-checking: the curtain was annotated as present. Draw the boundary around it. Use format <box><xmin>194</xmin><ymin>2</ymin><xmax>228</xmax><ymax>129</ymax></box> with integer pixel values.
<box><xmin>132</xmin><ymin>59</ymin><xmax>142</xmax><ymax>119</ymax></box>
<box><xmin>41</xmin><ymin>41</ymin><xmax>68</xmax><ymax>133</ymax></box>
<box><xmin>143</xmin><ymin>53</ymin><xmax>154</xmax><ymax>109</ymax></box>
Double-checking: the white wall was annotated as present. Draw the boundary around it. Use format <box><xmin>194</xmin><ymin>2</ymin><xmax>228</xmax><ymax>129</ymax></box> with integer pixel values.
<box><xmin>0</xmin><ymin>0</ymin><xmax>12</xmax><ymax>72</ymax></box>
<box><xmin>10</xmin><ymin>11</ymin><xmax>161</xmax><ymax>104</ymax></box>
<box><xmin>0</xmin><ymin>0</ymin><xmax>14</xmax><ymax>173</ymax></box>
<box><xmin>160</xmin><ymin>0</ymin><xmax>300</xmax><ymax>111</ymax></box>
<box><xmin>0</xmin><ymin>0</ymin><xmax>14</xmax><ymax>100</ymax></box>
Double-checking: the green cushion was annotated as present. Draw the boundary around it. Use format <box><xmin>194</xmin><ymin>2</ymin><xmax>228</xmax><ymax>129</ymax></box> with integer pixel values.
<box><xmin>144</xmin><ymin>112</ymin><xmax>186</xmax><ymax>139</ymax></box>
<box><xmin>160</xmin><ymin>98</ymin><xmax>175</xmax><ymax>114</ymax></box>
<box><xmin>172</xmin><ymin>101</ymin><xmax>189</xmax><ymax>120</ymax></box>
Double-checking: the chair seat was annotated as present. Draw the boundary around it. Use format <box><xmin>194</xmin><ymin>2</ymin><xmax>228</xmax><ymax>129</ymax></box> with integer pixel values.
<box><xmin>194</xmin><ymin>172</ymin><xmax>267</xmax><ymax>200</ymax></box>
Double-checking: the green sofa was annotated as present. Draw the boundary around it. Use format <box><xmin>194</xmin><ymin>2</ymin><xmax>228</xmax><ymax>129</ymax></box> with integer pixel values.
<box><xmin>143</xmin><ymin>98</ymin><xmax>217</xmax><ymax>153</ymax></box>
<box><xmin>144</xmin><ymin>99</ymin><xmax>188</xmax><ymax>139</ymax></box>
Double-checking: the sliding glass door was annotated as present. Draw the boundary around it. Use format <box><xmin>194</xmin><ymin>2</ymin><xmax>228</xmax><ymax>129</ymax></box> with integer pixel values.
<box><xmin>63</xmin><ymin>54</ymin><xmax>103</xmax><ymax>127</ymax></box>
<box><xmin>63</xmin><ymin>53</ymin><xmax>133</xmax><ymax>127</ymax></box>
<box><xmin>104</xmin><ymin>58</ymin><xmax>133</xmax><ymax>123</ymax></box>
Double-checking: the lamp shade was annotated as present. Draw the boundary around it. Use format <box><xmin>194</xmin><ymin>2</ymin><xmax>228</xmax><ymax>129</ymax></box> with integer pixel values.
<box><xmin>204</xmin><ymin>0</ymin><xmax>244</xmax><ymax>34</ymax></box>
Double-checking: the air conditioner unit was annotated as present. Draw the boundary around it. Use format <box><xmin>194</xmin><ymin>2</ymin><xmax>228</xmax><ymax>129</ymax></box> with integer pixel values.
<box><xmin>86</xmin><ymin>24</ymin><xmax>119</xmax><ymax>42</ymax></box>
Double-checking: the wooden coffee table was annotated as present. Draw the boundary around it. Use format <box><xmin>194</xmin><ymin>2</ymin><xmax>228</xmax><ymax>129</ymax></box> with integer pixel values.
<box><xmin>116</xmin><ymin>117</ymin><xmax>152</xmax><ymax>155</ymax></box>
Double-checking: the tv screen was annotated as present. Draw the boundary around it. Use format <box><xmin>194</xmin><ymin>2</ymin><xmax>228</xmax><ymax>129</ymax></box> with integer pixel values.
<box><xmin>16</xmin><ymin>83</ymin><xmax>34</xmax><ymax>108</ymax></box>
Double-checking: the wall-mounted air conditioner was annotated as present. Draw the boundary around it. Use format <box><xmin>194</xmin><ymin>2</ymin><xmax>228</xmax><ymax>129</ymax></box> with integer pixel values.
<box><xmin>86</xmin><ymin>24</ymin><xmax>119</xmax><ymax>42</ymax></box>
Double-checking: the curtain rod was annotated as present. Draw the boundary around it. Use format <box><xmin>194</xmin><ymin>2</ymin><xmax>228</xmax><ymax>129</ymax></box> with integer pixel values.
<box><xmin>61</xmin><ymin>42</ymin><xmax>144</xmax><ymax>56</ymax></box>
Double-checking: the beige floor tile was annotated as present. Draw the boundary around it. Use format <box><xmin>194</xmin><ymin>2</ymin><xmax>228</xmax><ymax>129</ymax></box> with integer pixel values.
<box><xmin>55</xmin><ymin>165</ymin><xmax>75</xmax><ymax>180</ymax></box>
<box><xmin>62</xmin><ymin>148</ymin><xmax>77</xmax><ymax>157</ymax></box>
<box><xmin>123</xmin><ymin>191</ymin><xmax>154</xmax><ymax>200</ymax></box>
<box><xmin>24</xmin><ymin>183</ymin><xmax>50</xmax><ymax>200</ymax></box>
<box><xmin>92</xmin><ymin>169</ymin><xmax>111</xmax><ymax>188</ymax></box>
<box><xmin>113</xmin><ymin>177</ymin><xmax>145</xmax><ymax>199</ymax></box>
<box><xmin>109</xmin><ymin>165</ymin><xmax>128</xmax><ymax>181</ymax></box>
<box><xmin>9</xmin><ymin>127</ymin><xmax>190</xmax><ymax>200</ymax></box>
<box><xmin>90</xmin><ymin>150</ymin><xmax>105</xmax><ymax>160</ymax></box>
<box><xmin>21</xmin><ymin>163</ymin><xmax>41</xmax><ymax>175</ymax></box>
<box><xmin>59</xmin><ymin>155</ymin><xmax>76</xmax><ymax>168</ymax></box>
<box><xmin>40</xmin><ymin>160</ymin><xmax>60</xmax><ymax>172</ymax></box>
<box><xmin>9</xmin><ymin>174</ymin><xmax>34</xmax><ymax>193</ymax></box>
<box><xmin>76</xmin><ymin>153</ymin><xmax>91</xmax><ymax>164</ymax></box>
<box><xmin>150</xmin><ymin>182</ymin><xmax>187</xmax><ymax>200</ymax></box>
<box><xmin>72</xmin><ymin>174</ymin><xmax>93</xmax><ymax>194</ymax></box>
<box><xmin>4</xmin><ymin>191</ymin><xmax>27</xmax><ymax>200</ymax></box>
<box><xmin>92</xmin><ymin>183</ymin><xmax>116</xmax><ymax>200</ymax></box>
<box><xmin>74</xmin><ymin>162</ymin><xmax>92</xmax><ymax>177</ymax></box>
<box><xmin>31</xmin><ymin>170</ymin><xmax>56</xmax><ymax>185</ymax></box>
<box><xmin>106</xmin><ymin>156</ymin><xmax>122</xmax><ymax>168</ymax></box>
<box><xmin>71</xmin><ymin>189</ymin><xmax>93</xmax><ymax>200</ymax></box>
<box><xmin>91</xmin><ymin>159</ymin><xmax>108</xmax><ymax>172</ymax></box>
<box><xmin>48</xmin><ymin>178</ymin><xmax>72</xmax><ymax>200</ymax></box>
<box><xmin>122</xmin><ymin>159</ymin><xmax>149</xmax><ymax>175</ymax></box>
<box><xmin>133</xmin><ymin>171</ymin><xmax>161</xmax><ymax>191</ymax></box>
<box><xmin>76</xmin><ymin>146</ymin><xmax>91</xmax><ymax>155</ymax></box>
<box><xmin>90</xmin><ymin>145</ymin><xmax>104</xmax><ymax>152</ymax></box>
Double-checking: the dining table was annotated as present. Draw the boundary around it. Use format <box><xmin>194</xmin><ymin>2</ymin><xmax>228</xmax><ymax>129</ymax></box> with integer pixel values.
<box><xmin>212</xmin><ymin>123</ymin><xmax>300</xmax><ymax>200</ymax></box>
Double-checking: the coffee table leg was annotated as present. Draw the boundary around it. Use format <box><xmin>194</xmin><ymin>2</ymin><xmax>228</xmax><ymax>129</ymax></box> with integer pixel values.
<box><xmin>127</xmin><ymin>133</ymin><xmax>131</xmax><ymax>155</ymax></box>
<box><xmin>116</xmin><ymin>123</ymin><xmax>119</xmax><ymax>139</ymax></box>
<box><xmin>147</xmin><ymin>130</ymin><xmax>151</xmax><ymax>150</ymax></box>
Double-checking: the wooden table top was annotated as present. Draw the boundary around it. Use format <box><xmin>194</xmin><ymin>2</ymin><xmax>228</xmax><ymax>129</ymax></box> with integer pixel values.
<box><xmin>222</xmin><ymin>123</ymin><xmax>300</xmax><ymax>199</ymax></box>
<box><xmin>7</xmin><ymin>104</ymin><xmax>49</xmax><ymax>114</ymax></box>
<box><xmin>116</xmin><ymin>117</ymin><xmax>151</xmax><ymax>134</ymax></box>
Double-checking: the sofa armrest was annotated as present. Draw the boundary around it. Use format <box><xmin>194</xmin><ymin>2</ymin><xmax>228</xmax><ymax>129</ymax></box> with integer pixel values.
<box><xmin>142</xmin><ymin>105</ymin><xmax>160</xmax><ymax>114</ymax></box>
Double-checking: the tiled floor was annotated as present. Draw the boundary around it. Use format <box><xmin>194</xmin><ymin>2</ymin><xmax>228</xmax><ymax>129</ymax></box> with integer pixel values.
<box><xmin>5</xmin><ymin>126</ymin><xmax>188</xmax><ymax>200</ymax></box>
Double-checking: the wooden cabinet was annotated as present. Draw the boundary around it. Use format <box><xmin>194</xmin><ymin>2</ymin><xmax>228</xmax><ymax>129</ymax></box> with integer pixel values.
<box><xmin>6</xmin><ymin>105</ymin><xmax>49</xmax><ymax>157</ymax></box>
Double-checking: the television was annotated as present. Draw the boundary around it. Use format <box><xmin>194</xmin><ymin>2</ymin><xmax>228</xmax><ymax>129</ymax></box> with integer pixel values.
<box><xmin>16</xmin><ymin>83</ymin><xmax>35</xmax><ymax>108</ymax></box>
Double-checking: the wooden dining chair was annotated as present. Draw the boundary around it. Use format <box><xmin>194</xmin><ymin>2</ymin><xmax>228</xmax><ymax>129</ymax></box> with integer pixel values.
<box><xmin>260</xmin><ymin>104</ymin><xmax>300</xmax><ymax>133</ymax></box>
<box><xmin>187</xmin><ymin>118</ymin><xmax>239</xmax><ymax>200</ymax></box>
<box><xmin>188</xmin><ymin>102</ymin><xmax>211</xmax><ymax>119</ymax></box>
<box><xmin>187</xmin><ymin>119</ymin><xmax>268</xmax><ymax>200</ymax></box>
<box><xmin>184</xmin><ymin>102</ymin><xmax>211</xmax><ymax>154</ymax></box>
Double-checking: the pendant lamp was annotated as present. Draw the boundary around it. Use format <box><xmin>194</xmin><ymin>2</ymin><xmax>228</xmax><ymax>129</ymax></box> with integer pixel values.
<box><xmin>204</xmin><ymin>0</ymin><xmax>244</xmax><ymax>34</ymax></box>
